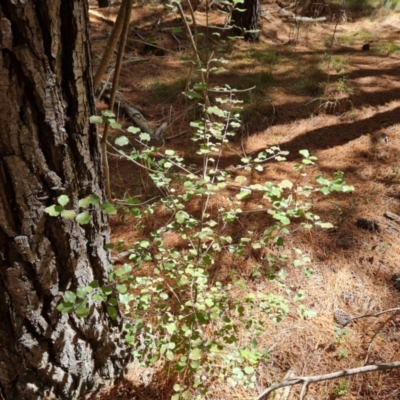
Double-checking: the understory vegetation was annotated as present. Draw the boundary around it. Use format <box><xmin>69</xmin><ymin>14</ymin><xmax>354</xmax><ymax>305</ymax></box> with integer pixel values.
<box><xmin>67</xmin><ymin>0</ymin><xmax>400</xmax><ymax>398</ymax></box>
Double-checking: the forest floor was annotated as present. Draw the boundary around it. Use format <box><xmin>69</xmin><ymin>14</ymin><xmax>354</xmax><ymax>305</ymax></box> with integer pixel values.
<box><xmin>86</xmin><ymin>1</ymin><xmax>400</xmax><ymax>399</ymax></box>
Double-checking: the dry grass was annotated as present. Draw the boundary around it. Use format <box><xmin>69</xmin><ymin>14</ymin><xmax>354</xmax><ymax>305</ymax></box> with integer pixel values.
<box><xmin>86</xmin><ymin>2</ymin><xmax>400</xmax><ymax>399</ymax></box>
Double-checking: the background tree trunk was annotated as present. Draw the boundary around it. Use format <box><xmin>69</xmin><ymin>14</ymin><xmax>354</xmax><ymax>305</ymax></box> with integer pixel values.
<box><xmin>0</xmin><ymin>1</ymin><xmax>130</xmax><ymax>399</ymax></box>
<box><xmin>231</xmin><ymin>0</ymin><xmax>260</xmax><ymax>41</ymax></box>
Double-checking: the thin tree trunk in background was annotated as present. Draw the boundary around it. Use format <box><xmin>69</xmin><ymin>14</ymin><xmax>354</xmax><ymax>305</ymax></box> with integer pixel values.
<box><xmin>231</xmin><ymin>0</ymin><xmax>260</xmax><ymax>41</ymax></box>
<box><xmin>0</xmin><ymin>1</ymin><xmax>129</xmax><ymax>399</ymax></box>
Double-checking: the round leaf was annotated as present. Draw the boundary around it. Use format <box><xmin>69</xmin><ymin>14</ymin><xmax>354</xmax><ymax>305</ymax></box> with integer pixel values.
<box><xmin>107</xmin><ymin>306</ymin><xmax>118</xmax><ymax>319</ymax></box>
<box><xmin>57</xmin><ymin>195</ymin><xmax>69</xmax><ymax>207</ymax></box>
<box><xmin>189</xmin><ymin>348</ymin><xmax>203</xmax><ymax>361</ymax></box>
<box><xmin>76</xmin><ymin>212</ymin><xmax>91</xmax><ymax>225</ymax></box>
<box><xmin>64</xmin><ymin>291</ymin><xmax>77</xmax><ymax>303</ymax></box>
<box><xmin>45</xmin><ymin>205</ymin><xmax>61</xmax><ymax>217</ymax></box>
<box><xmin>61</xmin><ymin>210</ymin><xmax>76</xmax><ymax>219</ymax></box>
<box><xmin>117</xmin><ymin>284</ymin><xmax>127</xmax><ymax>294</ymax></box>
<box><xmin>115</xmin><ymin>136</ymin><xmax>129</xmax><ymax>146</ymax></box>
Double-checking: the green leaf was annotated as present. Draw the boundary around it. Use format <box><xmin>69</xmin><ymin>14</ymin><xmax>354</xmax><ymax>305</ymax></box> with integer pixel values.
<box><xmin>76</xmin><ymin>212</ymin><xmax>91</xmax><ymax>225</ymax></box>
<box><xmin>119</xmin><ymin>293</ymin><xmax>130</xmax><ymax>304</ymax></box>
<box><xmin>110</xmin><ymin>121</ymin><xmax>121</xmax><ymax>129</ymax></box>
<box><xmin>108</xmin><ymin>297</ymin><xmax>118</xmax><ymax>306</ymax></box>
<box><xmin>193</xmin><ymin>82</ymin><xmax>208</xmax><ymax>90</ymax></box>
<box><xmin>236</xmin><ymin>188</ymin><xmax>251</xmax><ymax>200</ymax></box>
<box><xmin>207</xmin><ymin>106</ymin><xmax>225</xmax><ymax>117</ymax></box>
<box><xmin>89</xmin><ymin>280</ymin><xmax>99</xmax><ymax>288</ymax></box>
<box><xmin>89</xmin><ymin>115</ymin><xmax>103</xmax><ymax>124</ymax></box>
<box><xmin>45</xmin><ymin>205</ymin><xmax>62</xmax><ymax>217</ymax></box>
<box><xmin>117</xmin><ymin>284</ymin><xmax>128</xmax><ymax>294</ymax></box>
<box><xmin>102</xmin><ymin>110</ymin><xmax>115</xmax><ymax>118</ymax></box>
<box><xmin>279</xmin><ymin>179</ymin><xmax>293</xmax><ymax>189</ymax></box>
<box><xmin>315</xmin><ymin>221</ymin><xmax>333</xmax><ymax>229</ymax></box>
<box><xmin>57</xmin><ymin>195</ymin><xmax>69</xmax><ymax>207</ymax></box>
<box><xmin>140</xmin><ymin>240</ymin><xmax>150</xmax><ymax>248</ymax></box>
<box><xmin>79</xmin><ymin>194</ymin><xmax>100</xmax><ymax>207</ymax></box>
<box><xmin>102</xmin><ymin>287</ymin><xmax>113</xmax><ymax>296</ymax></box>
<box><xmin>189</xmin><ymin>348</ymin><xmax>203</xmax><ymax>360</ymax></box>
<box><xmin>93</xmin><ymin>293</ymin><xmax>105</xmax><ymax>302</ymax></box>
<box><xmin>235</xmin><ymin>175</ymin><xmax>247</xmax><ymax>184</ymax></box>
<box><xmin>185</xmin><ymin>91</ymin><xmax>203</xmax><ymax>99</ymax></box>
<box><xmin>173</xmin><ymin>384</ymin><xmax>182</xmax><ymax>392</ymax></box>
<box><xmin>299</xmin><ymin>149</ymin><xmax>310</xmax><ymax>158</ymax></box>
<box><xmin>101</xmin><ymin>203</ymin><xmax>117</xmax><ymax>215</ymax></box>
<box><xmin>316</xmin><ymin>175</ymin><xmax>331</xmax><ymax>186</ymax></box>
<box><xmin>165</xmin><ymin>323</ymin><xmax>177</xmax><ymax>335</ymax></box>
<box><xmin>107</xmin><ymin>306</ymin><xmax>118</xmax><ymax>319</ymax></box>
<box><xmin>320</xmin><ymin>187</ymin><xmax>330</xmax><ymax>195</ymax></box>
<box><xmin>115</xmin><ymin>136</ymin><xmax>129</xmax><ymax>146</ymax></box>
<box><xmin>57</xmin><ymin>302</ymin><xmax>75</xmax><ymax>313</ymax></box>
<box><xmin>139</xmin><ymin>132</ymin><xmax>151</xmax><ymax>141</ymax></box>
<box><xmin>61</xmin><ymin>210</ymin><xmax>76</xmax><ymax>219</ymax></box>
<box><xmin>305</xmin><ymin>267</ymin><xmax>314</xmax><ymax>277</ymax></box>
<box><xmin>127</xmin><ymin>126</ymin><xmax>141</xmax><ymax>134</ymax></box>
<box><xmin>244</xmin><ymin>366</ymin><xmax>255</xmax><ymax>374</ymax></box>
<box><xmin>75</xmin><ymin>304</ymin><xmax>89</xmax><ymax>318</ymax></box>
<box><xmin>190</xmin><ymin>360</ymin><xmax>200</xmax><ymax>370</ymax></box>
<box><xmin>293</xmin><ymin>290</ymin><xmax>306</xmax><ymax>302</ymax></box>
<box><xmin>176</xmin><ymin>210</ymin><xmax>189</xmax><ymax>224</ymax></box>
<box><xmin>76</xmin><ymin>286</ymin><xmax>91</xmax><ymax>299</ymax></box>
<box><xmin>64</xmin><ymin>291</ymin><xmax>77</xmax><ymax>303</ymax></box>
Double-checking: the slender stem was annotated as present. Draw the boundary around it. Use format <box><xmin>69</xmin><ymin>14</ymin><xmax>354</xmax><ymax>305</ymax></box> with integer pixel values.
<box><xmin>101</xmin><ymin>0</ymin><xmax>133</xmax><ymax>199</ymax></box>
<box><xmin>325</xmin><ymin>0</ymin><xmax>346</xmax><ymax>94</ymax></box>
<box><xmin>93</xmin><ymin>0</ymin><xmax>129</xmax><ymax>91</ymax></box>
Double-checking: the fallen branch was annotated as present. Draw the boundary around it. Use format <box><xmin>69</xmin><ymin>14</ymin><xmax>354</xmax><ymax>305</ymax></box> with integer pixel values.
<box><xmin>109</xmin><ymin>57</ymin><xmax>149</xmax><ymax>68</ymax></box>
<box><xmin>256</xmin><ymin>360</ymin><xmax>400</xmax><ymax>400</ymax></box>
<box><xmin>385</xmin><ymin>210</ymin><xmax>400</xmax><ymax>224</ymax></box>
<box><xmin>99</xmin><ymin>89</ymin><xmax>155</xmax><ymax>136</ymax></box>
<box><xmin>122</xmin><ymin>104</ymin><xmax>155</xmax><ymax>136</ymax></box>
<box><xmin>341</xmin><ymin>307</ymin><xmax>400</xmax><ymax>326</ymax></box>
<box><xmin>88</xmin><ymin>9</ymin><xmax>115</xmax><ymax>25</ymax></box>
<box><xmin>292</xmin><ymin>16</ymin><xmax>326</xmax><ymax>22</ymax></box>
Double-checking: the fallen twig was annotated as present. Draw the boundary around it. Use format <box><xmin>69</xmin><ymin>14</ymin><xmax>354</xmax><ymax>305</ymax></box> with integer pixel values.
<box><xmin>89</xmin><ymin>9</ymin><xmax>115</xmax><ymax>25</ymax></box>
<box><xmin>343</xmin><ymin>307</ymin><xmax>400</xmax><ymax>326</ymax></box>
<box><xmin>385</xmin><ymin>211</ymin><xmax>400</xmax><ymax>224</ymax></box>
<box><xmin>256</xmin><ymin>360</ymin><xmax>400</xmax><ymax>400</ymax></box>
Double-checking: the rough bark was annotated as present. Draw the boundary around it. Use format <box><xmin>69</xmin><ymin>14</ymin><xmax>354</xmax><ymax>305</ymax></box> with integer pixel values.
<box><xmin>231</xmin><ymin>0</ymin><xmax>259</xmax><ymax>41</ymax></box>
<box><xmin>0</xmin><ymin>1</ymin><xmax>130</xmax><ymax>399</ymax></box>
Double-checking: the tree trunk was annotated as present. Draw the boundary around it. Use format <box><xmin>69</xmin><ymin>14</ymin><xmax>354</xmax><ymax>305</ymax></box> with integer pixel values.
<box><xmin>0</xmin><ymin>1</ymin><xmax>130</xmax><ymax>399</ymax></box>
<box><xmin>231</xmin><ymin>0</ymin><xmax>260</xmax><ymax>41</ymax></box>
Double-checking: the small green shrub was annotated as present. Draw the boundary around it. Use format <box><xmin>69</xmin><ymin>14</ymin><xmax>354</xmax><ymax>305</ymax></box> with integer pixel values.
<box><xmin>332</xmin><ymin>379</ymin><xmax>350</xmax><ymax>396</ymax></box>
<box><xmin>51</xmin><ymin>103</ymin><xmax>353</xmax><ymax>398</ymax></box>
<box><xmin>376</xmin><ymin>42</ymin><xmax>400</xmax><ymax>56</ymax></box>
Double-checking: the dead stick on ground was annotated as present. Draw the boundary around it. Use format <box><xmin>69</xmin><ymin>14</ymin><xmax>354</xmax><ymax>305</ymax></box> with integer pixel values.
<box><xmin>88</xmin><ymin>9</ymin><xmax>115</xmax><ymax>25</ymax></box>
<box><xmin>256</xmin><ymin>360</ymin><xmax>400</xmax><ymax>400</ymax></box>
<box><xmin>335</xmin><ymin>307</ymin><xmax>400</xmax><ymax>365</ymax></box>
<box><xmin>364</xmin><ymin>311</ymin><xmax>400</xmax><ymax>365</ymax></box>
<box><xmin>344</xmin><ymin>307</ymin><xmax>400</xmax><ymax>326</ymax></box>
